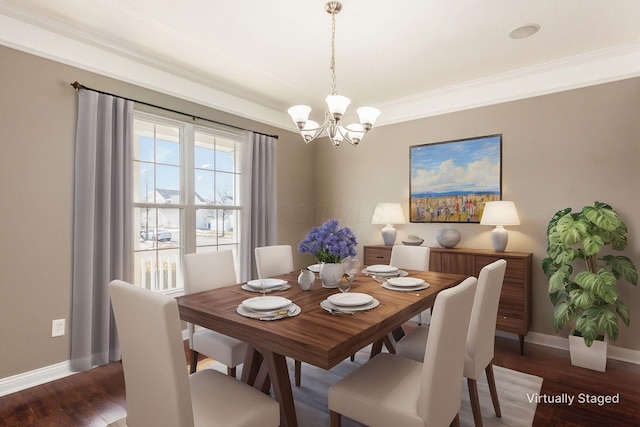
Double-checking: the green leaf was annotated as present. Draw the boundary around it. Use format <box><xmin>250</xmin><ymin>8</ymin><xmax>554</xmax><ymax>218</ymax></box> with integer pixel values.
<box><xmin>555</xmin><ymin>248</ymin><xmax>579</xmax><ymax>265</ymax></box>
<box><xmin>602</xmin><ymin>255</ymin><xmax>638</xmax><ymax>285</ymax></box>
<box><xmin>615</xmin><ymin>299</ymin><xmax>631</xmax><ymax>327</ymax></box>
<box><xmin>575</xmin><ymin>270</ymin><xmax>618</xmax><ymax>304</ymax></box>
<box><xmin>553</xmin><ymin>301</ymin><xmax>575</xmax><ymax>332</ymax></box>
<box><xmin>547</xmin><ymin>207</ymin><xmax>573</xmax><ymax>235</ymax></box>
<box><xmin>609</xmin><ymin>222</ymin><xmax>628</xmax><ymax>251</ymax></box>
<box><xmin>542</xmin><ymin>257</ymin><xmax>558</xmax><ymax>278</ymax></box>
<box><xmin>576</xmin><ymin>313</ymin><xmax>600</xmax><ymax>347</ymax></box>
<box><xmin>582</xmin><ymin>204</ymin><xmax>621</xmax><ymax>232</ymax></box>
<box><xmin>582</xmin><ymin>234</ymin><xmax>604</xmax><ymax>257</ymax></box>
<box><xmin>548</xmin><ymin>266</ymin><xmax>571</xmax><ymax>293</ymax></box>
<box><xmin>594</xmin><ymin>307</ymin><xmax>619</xmax><ymax>340</ymax></box>
<box><xmin>549</xmin><ymin>289</ymin><xmax>566</xmax><ymax>306</ymax></box>
<box><xmin>569</xmin><ymin>288</ymin><xmax>595</xmax><ymax>310</ymax></box>
<box><xmin>555</xmin><ymin>215</ymin><xmax>589</xmax><ymax>246</ymax></box>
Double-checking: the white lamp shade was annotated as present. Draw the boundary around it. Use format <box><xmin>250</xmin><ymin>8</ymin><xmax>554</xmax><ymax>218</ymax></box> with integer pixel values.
<box><xmin>480</xmin><ymin>201</ymin><xmax>521</xmax><ymax>226</ymax></box>
<box><xmin>301</xmin><ymin>120</ymin><xmax>319</xmax><ymax>141</ymax></box>
<box><xmin>357</xmin><ymin>106</ymin><xmax>381</xmax><ymax>126</ymax></box>
<box><xmin>372</xmin><ymin>203</ymin><xmax>406</xmax><ymax>225</ymax></box>
<box><xmin>325</xmin><ymin>95</ymin><xmax>351</xmax><ymax>116</ymax></box>
<box><xmin>287</xmin><ymin>105</ymin><xmax>311</xmax><ymax>123</ymax></box>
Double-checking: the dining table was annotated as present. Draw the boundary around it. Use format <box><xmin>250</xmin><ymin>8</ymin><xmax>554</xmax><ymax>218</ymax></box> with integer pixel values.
<box><xmin>176</xmin><ymin>267</ymin><xmax>467</xmax><ymax>427</ymax></box>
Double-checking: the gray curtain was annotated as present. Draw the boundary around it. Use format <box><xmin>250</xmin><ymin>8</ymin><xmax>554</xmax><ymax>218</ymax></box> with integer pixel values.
<box><xmin>71</xmin><ymin>89</ymin><xmax>133</xmax><ymax>371</ymax></box>
<box><xmin>240</xmin><ymin>132</ymin><xmax>277</xmax><ymax>281</ymax></box>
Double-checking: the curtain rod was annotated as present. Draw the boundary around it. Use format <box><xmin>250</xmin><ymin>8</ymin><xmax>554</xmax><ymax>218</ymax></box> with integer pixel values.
<box><xmin>70</xmin><ymin>82</ymin><xmax>279</xmax><ymax>140</ymax></box>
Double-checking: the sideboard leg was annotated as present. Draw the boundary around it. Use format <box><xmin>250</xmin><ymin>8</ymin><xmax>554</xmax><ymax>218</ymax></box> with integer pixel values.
<box><xmin>519</xmin><ymin>334</ymin><xmax>525</xmax><ymax>355</ymax></box>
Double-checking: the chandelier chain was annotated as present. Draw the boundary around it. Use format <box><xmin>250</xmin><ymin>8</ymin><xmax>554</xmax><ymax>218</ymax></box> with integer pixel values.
<box><xmin>330</xmin><ymin>9</ymin><xmax>337</xmax><ymax>95</ymax></box>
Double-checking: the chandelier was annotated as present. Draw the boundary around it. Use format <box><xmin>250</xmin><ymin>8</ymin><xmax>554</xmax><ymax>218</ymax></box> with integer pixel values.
<box><xmin>287</xmin><ymin>2</ymin><xmax>380</xmax><ymax>148</ymax></box>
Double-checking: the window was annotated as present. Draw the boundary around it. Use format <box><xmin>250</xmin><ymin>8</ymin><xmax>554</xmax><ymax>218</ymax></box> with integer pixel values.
<box><xmin>132</xmin><ymin>112</ymin><xmax>242</xmax><ymax>293</ymax></box>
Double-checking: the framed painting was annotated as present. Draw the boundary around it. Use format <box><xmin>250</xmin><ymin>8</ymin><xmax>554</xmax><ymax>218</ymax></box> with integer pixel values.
<box><xmin>410</xmin><ymin>134</ymin><xmax>502</xmax><ymax>223</ymax></box>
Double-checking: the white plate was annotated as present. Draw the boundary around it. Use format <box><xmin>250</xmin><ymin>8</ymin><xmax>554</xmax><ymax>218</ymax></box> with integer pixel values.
<box><xmin>363</xmin><ymin>269</ymin><xmax>409</xmax><ymax>278</ymax></box>
<box><xmin>320</xmin><ymin>298</ymin><xmax>380</xmax><ymax>313</ymax></box>
<box><xmin>246</xmin><ymin>278</ymin><xmax>287</xmax><ymax>290</ymax></box>
<box><xmin>241</xmin><ymin>296</ymin><xmax>292</xmax><ymax>311</ymax></box>
<box><xmin>327</xmin><ymin>292</ymin><xmax>373</xmax><ymax>307</ymax></box>
<box><xmin>241</xmin><ymin>283</ymin><xmax>290</xmax><ymax>293</ymax></box>
<box><xmin>386</xmin><ymin>277</ymin><xmax>425</xmax><ymax>287</ymax></box>
<box><xmin>237</xmin><ymin>304</ymin><xmax>301</xmax><ymax>320</ymax></box>
<box><xmin>366</xmin><ymin>264</ymin><xmax>399</xmax><ymax>273</ymax></box>
<box><xmin>307</xmin><ymin>264</ymin><xmax>321</xmax><ymax>273</ymax></box>
<box><xmin>382</xmin><ymin>282</ymin><xmax>430</xmax><ymax>292</ymax></box>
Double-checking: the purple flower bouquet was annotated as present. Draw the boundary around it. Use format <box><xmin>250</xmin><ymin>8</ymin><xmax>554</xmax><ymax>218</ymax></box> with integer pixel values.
<box><xmin>298</xmin><ymin>219</ymin><xmax>358</xmax><ymax>263</ymax></box>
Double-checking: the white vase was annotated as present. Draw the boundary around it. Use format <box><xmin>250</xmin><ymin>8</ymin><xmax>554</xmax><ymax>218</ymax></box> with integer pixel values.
<box><xmin>319</xmin><ymin>263</ymin><xmax>343</xmax><ymax>289</ymax></box>
<box><xmin>569</xmin><ymin>333</ymin><xmax>608</xmax><ymax>372</ymax></box>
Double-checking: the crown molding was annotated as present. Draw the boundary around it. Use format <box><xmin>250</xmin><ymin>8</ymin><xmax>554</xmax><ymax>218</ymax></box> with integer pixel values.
<box><xmin>376</xmin><ymin>42</ymin><xmax>640</xmax><ymax>126</ymax></box>
<box><xmin>0</xmin><ymin>5</ymin><xmax>294</xmax><ymax>131</ymax></box>
<box><xmin>1</xmin><ymin>3</ymin><xmax>639</xmax><ymax>132</ymax></box>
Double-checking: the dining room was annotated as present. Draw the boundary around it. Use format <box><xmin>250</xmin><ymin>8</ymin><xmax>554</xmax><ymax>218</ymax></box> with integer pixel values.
<box><xmin>2</xmin><ymin>1</ymin><xmax>640</xmax><ymax>426</ymax></box>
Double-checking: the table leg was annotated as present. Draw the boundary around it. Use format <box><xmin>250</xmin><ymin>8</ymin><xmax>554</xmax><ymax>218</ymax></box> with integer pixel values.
<box><xmin>261</xmin><ymin>349</ymin><xmax>298</xmax><ymax>427</ymax></box>
<box><xmin>241</xmin><ymin>345</ymin><xmax>262</xmax><ymax>385</ymax></box>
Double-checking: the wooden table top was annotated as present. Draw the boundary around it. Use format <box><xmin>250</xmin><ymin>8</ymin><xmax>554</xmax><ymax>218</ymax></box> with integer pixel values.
<box><xmin>176</xmin><ymin>269</ymin><xmax>466</xmax><ymax>370</ymax></box>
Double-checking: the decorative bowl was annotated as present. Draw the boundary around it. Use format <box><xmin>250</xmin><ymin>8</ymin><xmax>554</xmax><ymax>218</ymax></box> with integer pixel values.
<box><xmin>402</xmin><ymin>235</ymin><xmax>424</xmax><ymax>246</ymax></box>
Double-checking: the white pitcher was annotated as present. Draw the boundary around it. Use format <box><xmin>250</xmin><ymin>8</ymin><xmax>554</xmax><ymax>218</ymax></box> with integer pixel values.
<box><xmin>297</xmin><ymin>269</ymin><xmax>315</xmax><ymax>290</ymax></box>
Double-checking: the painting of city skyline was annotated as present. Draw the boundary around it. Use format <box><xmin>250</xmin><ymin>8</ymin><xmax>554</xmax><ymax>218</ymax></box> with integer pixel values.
<box><xmin>410</xmin><ymin>134</ymin><xmax>502</xmax><ymax>223</ymax></box>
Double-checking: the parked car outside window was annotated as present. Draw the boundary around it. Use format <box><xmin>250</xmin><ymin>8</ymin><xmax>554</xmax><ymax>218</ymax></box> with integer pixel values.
<box><xmin>140</xmin><ymin>227</ymin><xmax>172</xmax><ymax>242</ymax></box>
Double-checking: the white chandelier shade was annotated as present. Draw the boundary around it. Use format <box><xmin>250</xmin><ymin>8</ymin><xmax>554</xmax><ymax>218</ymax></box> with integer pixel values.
<box><xmin>287</xmin><ymin>2</ymin><xmax>381</xmax><ymax>148</ymax></box>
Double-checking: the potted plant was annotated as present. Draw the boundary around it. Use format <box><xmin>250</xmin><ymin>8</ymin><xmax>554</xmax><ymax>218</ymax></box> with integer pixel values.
<box><xmin>542</xmin><ymin>201</ymin><xmax>638</xmax><ymax>371</ymax></box>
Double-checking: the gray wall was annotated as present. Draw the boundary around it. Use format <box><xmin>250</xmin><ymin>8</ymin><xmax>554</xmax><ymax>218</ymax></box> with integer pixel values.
<box><xmin>0</xmin><ymin>45</ymin><xmax>313</xmax><ymax>378</ymax></box>
<box><xmin>313</xmin><ymin>78</ymin><xmax>640</xmax><ymax>350</ymax></box>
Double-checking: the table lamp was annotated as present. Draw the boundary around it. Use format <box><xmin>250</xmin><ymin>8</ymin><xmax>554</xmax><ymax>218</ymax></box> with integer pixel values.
<box><xmin>480</xmin><ymin>201</ymin><xmax>520</xmax><ymax>252</ymax></box>
<box><xmin>372</xmin><ymin>203</ymin><xmax>406</xmax><ymax>245</ymax></box>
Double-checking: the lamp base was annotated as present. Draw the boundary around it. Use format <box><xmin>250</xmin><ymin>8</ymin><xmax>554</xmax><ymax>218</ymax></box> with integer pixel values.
<box><xmin>381</xmin><ymin>224</ymin><xmax>397</xmax><ymax>246</ymax></box>
<box><xmin>491</xmin><ymin>226</ymin><xmax>509</xmax><ymax>252</ymax></box>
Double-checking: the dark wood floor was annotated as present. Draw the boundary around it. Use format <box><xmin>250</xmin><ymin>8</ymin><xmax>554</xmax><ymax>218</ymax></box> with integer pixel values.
<box><xmin>1</xmin><ymin>336</ymin><xmax>639</xmax><ymax>426</ymax></box>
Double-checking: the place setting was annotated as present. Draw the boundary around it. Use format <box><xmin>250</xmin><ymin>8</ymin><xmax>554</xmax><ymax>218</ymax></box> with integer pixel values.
<box><xmin>362</xmin><ymin>264</ymin><xmax>409</xmax><ymax>279</ymax></box>
<box><xmin>381</xmin><ymin>276</ymin><xmax>430</xmax><ymax>292</ymax></box>
<box><xmin>320</xmin><ymin>268</ymin><xmax>379</xmax><ymax>315</ymax></box>
<box><xmin>236</xmin><ymin>295</ymin><xmax>301</xmax><ymax>321</ymax></box>
<box><xmin>241</xmin><ymin>278</ymin><xmax>291</xmax><ymax>293</ymax></box>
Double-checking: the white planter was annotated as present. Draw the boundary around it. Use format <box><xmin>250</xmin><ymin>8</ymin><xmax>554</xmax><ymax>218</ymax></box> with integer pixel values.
<box><xmin>569</xmin><ymin>334</ymin><xmax>608</xmax><ymax>372</ymax></box>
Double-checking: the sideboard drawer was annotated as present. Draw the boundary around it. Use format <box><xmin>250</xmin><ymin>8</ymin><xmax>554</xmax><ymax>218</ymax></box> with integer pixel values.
<box><xmin>364</xmin><ymin>246</ymin><xmax>391</xmax><ymax>265</ymax></box>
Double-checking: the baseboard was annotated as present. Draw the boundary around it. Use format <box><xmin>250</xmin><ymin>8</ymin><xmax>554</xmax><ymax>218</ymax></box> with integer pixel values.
<box><xmin>2</xmin><ymin>330</ymin><xmax>638</xmax><ymax>397</ymax></box>
<box><xmin>497</xmin><ymin>331</ymin><xmax>640</xmax><ymax>364</ymax></box>
<box><xmin>0</xmin><ymin>360</ymin><xmax>74</xmax><ymax>397</ymax></box>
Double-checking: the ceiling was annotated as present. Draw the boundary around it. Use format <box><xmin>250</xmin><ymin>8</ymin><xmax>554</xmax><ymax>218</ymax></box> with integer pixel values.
<box><xmin>1</xmin><ymin>0</ymin><xmax>640</xmax><ymax>131</ymax></box>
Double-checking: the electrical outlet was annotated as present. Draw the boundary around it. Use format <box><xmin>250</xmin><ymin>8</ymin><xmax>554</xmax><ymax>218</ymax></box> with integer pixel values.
<box><xmin>52</xmin><ymin>319</ymin><xmax>65</xmax><ymax>337</ymax></box>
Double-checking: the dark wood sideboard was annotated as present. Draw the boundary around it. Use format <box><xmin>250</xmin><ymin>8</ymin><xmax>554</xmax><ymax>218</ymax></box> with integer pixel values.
<box><xmin>363</xmin><ymin>245</ymin><xmax>532</xmax><ymax>355</ymax></box>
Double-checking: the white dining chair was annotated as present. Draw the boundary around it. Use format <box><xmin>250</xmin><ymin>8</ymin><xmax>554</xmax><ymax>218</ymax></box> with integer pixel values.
<box><xmin>390</xmin><ymin>245</ymin><xmax>431</xmax><ymax>324</ymax></box>
<box><xmin>396</xmin><ymin>259</ymin><xmax>508</xmax><ymax>427</ymax></box>
<box><xmin>109</xmin><ymin>280</ymin><xmax>279</xmax><ymax>427</ymax></box>
<box><xmin>184</xmin><ymin>250</ymin><xmax>248</xmax><ymax>376</ymax></box>
<box><xmin>254</xmin><ymin>244</ymin><xmax>294</xmax><ymax>279</ymax></box>
<box><xmin>254</xmin><ymin>244</ymin><xmax>303</xmax><ymax>386</ymax></box>
<box><xmin>328</xmin><ymin>276</ymin><xmax>477</xmax><ymax>427</ymax></box>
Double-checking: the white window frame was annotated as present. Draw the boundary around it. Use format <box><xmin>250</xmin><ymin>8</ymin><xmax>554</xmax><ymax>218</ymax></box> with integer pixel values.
<box><xmin>133</xmin><ymin>111</ymin><xmax>243</xmax><ymax>295</ymax></box>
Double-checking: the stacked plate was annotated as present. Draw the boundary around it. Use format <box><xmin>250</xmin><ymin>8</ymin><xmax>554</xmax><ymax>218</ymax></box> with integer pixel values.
<box><xmin>362</xmin><ymin>264</ymin><xmax>408</xmax><ymax>278</ymax></box>
<box><xmin>237</xmin><ymin>296</ymin><xmax>300</xmax><ymax>320</ymax></box>
<box><xmin>320</xmin><ymin>292</ymin><xmax>380</xmax><ymax>314</ymax></box>
<box><xmin>382</xmin><ymin>277</ymin><xmax>430</xmax><ymax>292</ymax></box>
<box><xmin>241</xmin><ymin>278</ymin><xmax>290</xmax><ymax>293</ymax></box>
<box><xmin>307</xmin><ymin>264</ymin><xmax>321</xmax><ymax>273</ymax></box>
